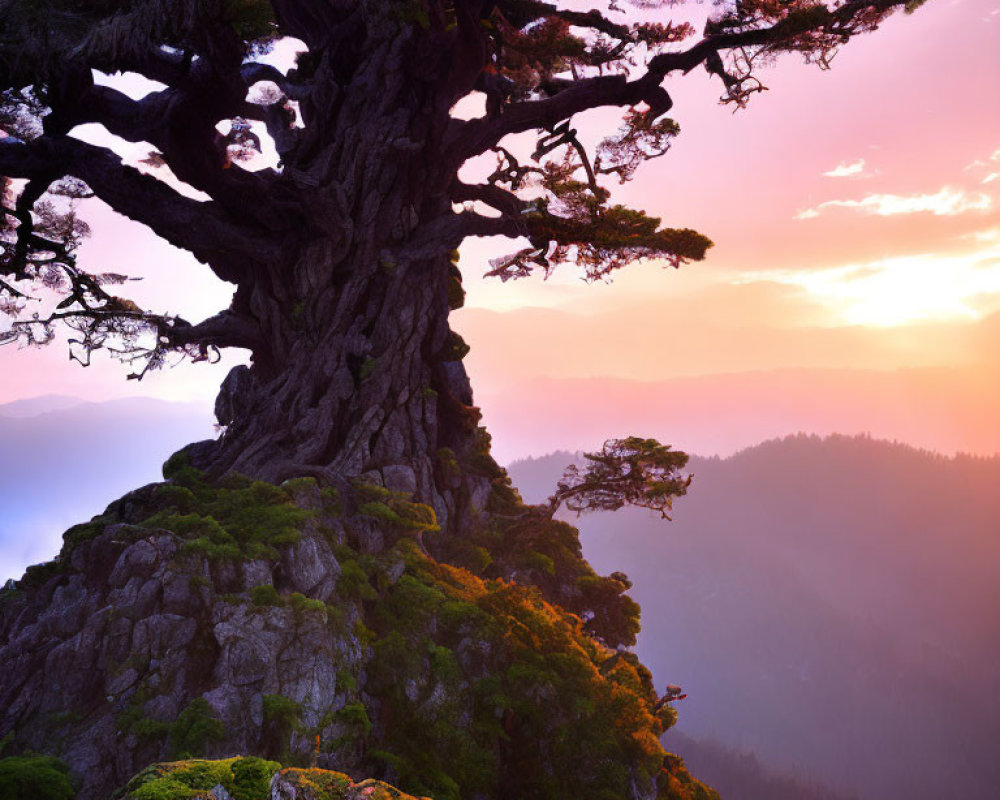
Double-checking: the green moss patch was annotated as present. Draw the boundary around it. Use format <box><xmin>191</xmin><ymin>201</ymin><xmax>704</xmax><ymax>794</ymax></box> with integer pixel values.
<box><xmin>250</xmin><ymin>584</ymin><xmax>283</xmax><ymax>607</ymax></box>
<box><xmin>116</xmin><ymin>756</ymin><xmax>281</xmax><ymax>800</ymax></box>
<box><xmin>143</xmin><ymin>457</ymin><xmax>315</xmax><ymax>561</ymax></box>
<box><xmin>119</xmin><ymin>697</ymin><xmax>225</xmax><ymax>760</ymax></box>
<box><xmin>355</xmin><ymin>482</ymin><xmax>440</xmax><ymax>534</ymax></box>
<box><xmin>117</xmin><ymin>759</ymin><xmax>432</xmax><ymax>800</ymax></box>
<box><xmin>269</xmin><ymin>768</ymin><xmax>350</xmax><ymax>800</ymax></box>
<box><xmin>0</xmin><ymin>754</ymin><xmax>74</xmax><ymax>800</ymax></box>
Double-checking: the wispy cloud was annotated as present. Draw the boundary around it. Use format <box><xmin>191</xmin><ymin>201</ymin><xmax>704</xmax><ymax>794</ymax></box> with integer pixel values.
<box><xmin>964</xmin><ymin>147</ymin><xmax>1000</xmax><ymax>171</ymax></box>
<box><xmin>796</xmin><ymin>187</ymin><xmax>993</xmax><ymax>219</ymax></box>
<box><xmin>823</xmin><ymin>158</ymin><xmax>871</xmax><ymax>178</ymax></box>
<box><xmin>964</xmin><ymin>226</ymin><xmax>1000</xmax><ymax>243</ymax></box>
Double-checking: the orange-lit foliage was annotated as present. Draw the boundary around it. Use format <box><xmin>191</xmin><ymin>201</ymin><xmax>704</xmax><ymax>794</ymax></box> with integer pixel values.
<box><xmin>361</xmin><ymin>538</ymin><xmax>698</xmax><ymax>800</ymax></box>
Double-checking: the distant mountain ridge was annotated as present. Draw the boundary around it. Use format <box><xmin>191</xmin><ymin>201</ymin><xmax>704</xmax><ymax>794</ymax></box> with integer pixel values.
<box><xmin>0</xmin><ymin>394</ymin><xmax>86</xmax><ymax>418</ymax></box>
<box><xmin>477</xmin><ymin>367</ymin><xmax>1000</xmax><ymax>463</ymax></box>
<box><xmin>508</xmin><ymin>434</ymin><xmax>1000</xmax><ymax>800</ymax></box>
<box><xmin>0</xmin><ymin>396</ymin><xmax>214</xmax><ymax>580</ymax></box>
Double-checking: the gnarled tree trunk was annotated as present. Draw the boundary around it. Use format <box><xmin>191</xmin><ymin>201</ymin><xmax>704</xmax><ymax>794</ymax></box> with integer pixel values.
<box><xmin>180</xmin><ymin>19</ymin><xmax>494</xmax><ymax>533</ymax></box>
<box><xmin>205</xmin><ymin>240</ymin><xmax>486</xmax><ymax>534</ymax></box>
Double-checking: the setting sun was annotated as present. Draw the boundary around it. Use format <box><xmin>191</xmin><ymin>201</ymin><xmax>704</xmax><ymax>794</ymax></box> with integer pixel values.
<box><xmin>746</xmin><ymin>248</ymin><xmax>1000</xmax><ymax>327</ymax></box>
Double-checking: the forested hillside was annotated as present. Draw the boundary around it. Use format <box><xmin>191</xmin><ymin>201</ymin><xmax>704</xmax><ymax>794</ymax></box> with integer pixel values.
<box><xmin>510</xmin><ymin>435</ymin><xmax>1000</xmax><ymax>800</ymax></box>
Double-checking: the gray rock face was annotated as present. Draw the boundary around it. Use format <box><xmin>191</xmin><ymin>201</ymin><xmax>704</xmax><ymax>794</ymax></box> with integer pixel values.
<box><xmin>269</xmin><ymin>772</ymin><xmax>299</xmax><ymax>800</ymax></box>
<box><xmin>382</xmin><ymin>464</ymin><xmax>417</xmax><ymax>495</ymax></box>
<box><xmin>210</xmin><ymin>784</ymin><xmax>235</xmax><ymax>800</ymax></box>
<box><xmin>281</xmin><ymin>534</ymin><xmax>341</xmax><ymax>600</ymax></box>
<box><xmin>345</xmin><ymin>516</ymin><xmax>384</xmax><ymax>554</ymax></box>
<box><xmin>0</xmin><ymin>513</ymin><xmax>362</xmax><ymax>800</ymax></box>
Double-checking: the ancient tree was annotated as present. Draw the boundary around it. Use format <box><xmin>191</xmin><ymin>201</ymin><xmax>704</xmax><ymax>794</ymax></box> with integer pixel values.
<box><xmin>0</xmin><ymin>3</ymin><xmax>933</xmax><ymax>798</ymax></box>
<box><xmin>0</xmin><ymin>0</ymin><xmax>919</xmax><ymax>526</ymax></box>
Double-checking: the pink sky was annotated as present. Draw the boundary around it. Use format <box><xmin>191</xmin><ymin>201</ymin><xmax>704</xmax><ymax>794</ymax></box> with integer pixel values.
<box><xmin>2</xmin><ymin>0</ymin><xmax>999</xmax><ymax>461</ymax></box>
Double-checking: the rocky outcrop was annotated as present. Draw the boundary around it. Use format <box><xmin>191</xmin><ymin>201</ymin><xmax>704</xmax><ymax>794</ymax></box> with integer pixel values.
<box><xmin>0</xmin><ymin>478</ymin><xmax>365</xmax><ymax>798</ymax></box>
<box><xmin>0</xmin><ymin>466</ymin><xmax>717</xmax><ymax>800</ymax></box>
<box><xmin>111</xmin><ymin>758</ymin><xmax>421</xmax><ymax>800</ymax></box>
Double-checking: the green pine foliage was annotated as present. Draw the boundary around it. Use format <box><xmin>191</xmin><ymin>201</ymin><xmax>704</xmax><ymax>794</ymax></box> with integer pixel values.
<box><xmin>355</xmin><ymin>481</ymin><xmax>440</xmax><ymax>533</ymax></box>
<box><xmin>357</xmin><ymin>538</ymin><xmax>679</xmax><ymax>800</ymax></box>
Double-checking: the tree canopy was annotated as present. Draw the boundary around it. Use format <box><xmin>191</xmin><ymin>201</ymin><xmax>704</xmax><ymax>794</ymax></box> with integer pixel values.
<box><xmin>0</xmin><ymin>0</ymin><xmax>920</xmax><ymax>376</ymax></box>
<box><xmin>0</xmin><ymin>0</ymin><xmax>931</xmax><ymax>497</ymax></box>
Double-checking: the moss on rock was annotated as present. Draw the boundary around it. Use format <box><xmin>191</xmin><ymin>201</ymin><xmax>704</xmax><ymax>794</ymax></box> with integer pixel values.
<box><xmin>142</xmin><ymin>467</ymin><xmax>311</xmax><ymax>562</ymax></box>
<box><xmin>0</xmin><ymin>754</ymin><xmax>75</xmax><ymax>800</ymax></box>
<box><xmin>114</xmin><ymin>759</ymin><xmax>435</xmax><ymax>800</ymax></box>
<box><xmin>113</xmin><ymin>755</ymin><xmax>717</xmax><ymax>800</ymax></box>
<box><xmin>114</xmin><ymin>757</ymin><xmax>280</xmax><ymax>800</ymax></box>
<box><xmin>3</xmin><ymin>457</ymin><xmax>717</xmax><ymax>800</ymax></box>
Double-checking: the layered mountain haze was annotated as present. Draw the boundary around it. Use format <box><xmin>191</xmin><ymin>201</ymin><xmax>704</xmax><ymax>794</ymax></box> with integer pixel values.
<box><xmin>0</xmin><ymin>395</ymin><xmax>88</xmax><ymax>418</ymax></box>
<box><xmin>476</xmin><ymin>365</ymin><xmax>1000</xmax><ymax>463</ymax></box>
<box><xmin>0</xmin><ymin>397</ymin><xmax>215</xmax><ymax>578</ymax></box>
<box><xmin>508</xmin><ymin>436</ymin><xmax>1000</xmax><ymax>800</ymax></box>
<box><xmin>458</xmin><ymin>288</ymin><xmax>1000</xmax><ymax>463</ymax></box>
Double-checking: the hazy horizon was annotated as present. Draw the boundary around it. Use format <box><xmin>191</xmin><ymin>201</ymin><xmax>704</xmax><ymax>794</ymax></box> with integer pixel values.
<box><xmin>3</xmin><ymin>392</ymin><xmax>996</xmax><ymax>584</ymax></box>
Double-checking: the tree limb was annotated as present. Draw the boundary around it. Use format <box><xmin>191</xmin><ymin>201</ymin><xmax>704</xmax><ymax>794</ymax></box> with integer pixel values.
<box><xmin>77</xmin><ymin>83</ymin><xmax>290</xmax><ymax>230</ymax></box>
<box><xmin>447</xmin><ymin>73</ymin><xmax>668</xmax><ymax>163</ymax></box>
<box><xmin>449</xmin><ymin>0</ymin><xmax>908</xmax><ymax>160</ymax></box>
<box><xmin>501</xmin><ymin>0</ymin><xmax>631</xmax><ymax>40</ymax></box>
<box><xmin>162</xmin><ymin>309</ymin><xmax>263</xmax><ymax>352</ymax></box>
<box><xmin>450</xmin><ymin>181</ymin><xmax>528</xmax><ymax>216</ymax></box>
<box><xmin>0</xmin><ymin>137</ymin><xmax>278</xmax><ymax>281</ymax></box>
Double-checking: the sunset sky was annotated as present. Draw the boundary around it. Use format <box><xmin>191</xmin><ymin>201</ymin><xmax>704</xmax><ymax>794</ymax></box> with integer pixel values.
<box><xmin>1</xmin><ymin>0</ymin><xmax>998</xmax><ymax>462</ymax></box>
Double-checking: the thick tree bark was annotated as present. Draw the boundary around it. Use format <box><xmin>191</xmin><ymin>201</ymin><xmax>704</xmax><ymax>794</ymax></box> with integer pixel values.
<box><xmin>198</xmin><ymin>239</ymin><xmax>486</xmax><ymax>535</ymax></box>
